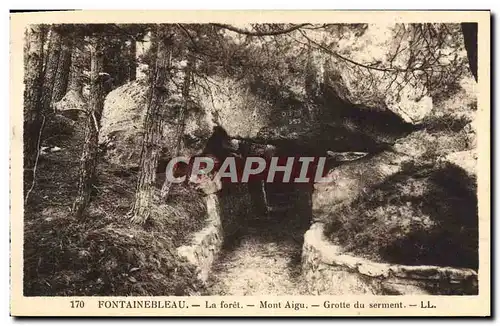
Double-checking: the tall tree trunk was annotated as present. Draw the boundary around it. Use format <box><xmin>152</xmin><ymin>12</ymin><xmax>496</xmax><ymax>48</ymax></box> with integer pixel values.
<box><xmin>128</xmin><ymin>39</ymin><xmax>137</xmax><ymax>81</ymax></box>
<box><xmin>52</xmin><ymin>34</ymin><xmax>86</xmax><ymax>118</ymax></box>
<box><xmin>68</xmin><ymin>35</ymin><xmax>85</xmax><ymax>95</ymax></box>
<box><xmin>51</xmin><ymin>36</ymin><xmax>73</xmax><ymax>105</ymax></box>
<box><xmin>102</xmin><ymin>42</ymin><xmax>122</xmax><ymax>87</ymax></box>
<box><xmin>24</xmin><ymin>24</ymin><xmax>47</xmax><ymax>199</ymax></box>
<box><xmin>461</xmin><ymin>23</ymin><xmax>478</xmax><ymax>82</ymax></box>
<box><xmin>131</xmin><ymin>27</ymin><xmax>171</xmax><ymax>224</ymax></box>
<box><xmin>41</xmin><ymin>26</ymin><xmax>62</xmax><ymax>114</ymax></box>
<box><xmin>160</xmin><ymin>55</ymin><xmax>193</xmax><ymax>199</ymax></box>
<box><xmin>72</xmin><ymin>36</ymin><xmax>106</xmax><ymax>217</ymax></box>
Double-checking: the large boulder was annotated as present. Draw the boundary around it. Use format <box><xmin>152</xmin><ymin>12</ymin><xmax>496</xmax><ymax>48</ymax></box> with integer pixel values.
<box><xmin>54</xmin><ymin>89</ymin><xmax>87</xmax><ymax>120</ymax></box>
<box><xmin>99</xmin><ymin>80</ymin><xmax>215</xmax><ymax>169</ymax></box>
<box><xmin>101</xmin><ymin>71</ymin><xmax>414</xmax><ymax>170</ymax></box>
<box><xmin>306</xmin><ymin>23</ymin><xmax>473</xmax><ymax>125</ymax></box>
<box><xmin>312</xmin><ymin>122</ymin><xmax>474</xmax><ymax>223</ymax></box>
<box><xmin>194</xmin><ymin>74</ymin><xmax>413</xmax><ymax>155</ymax></box>
<box><xmin>439</xmin><ymin>150</ymin><xmax>477</xmax><ymax>179</ymax></box>
<box><xmin>193</xmin><ymin>76</ymin><xmax>271</xmax><ymax>140</ymax></box>
<box><xmin>313</xmin><ymin>150</ymin><xmax>412</xmax><ymax>221</ymax></box>
<box><xmin>319</xmin><ymin>158</ymin><xmax>478</xmax><ymax>269</ymax></box>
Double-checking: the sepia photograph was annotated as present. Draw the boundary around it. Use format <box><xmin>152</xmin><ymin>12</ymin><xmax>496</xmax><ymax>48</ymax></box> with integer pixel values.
<box><xmin>10</xmin><ymin>10</ymin><xmax>491</xmax><ymax>317</ymax></box>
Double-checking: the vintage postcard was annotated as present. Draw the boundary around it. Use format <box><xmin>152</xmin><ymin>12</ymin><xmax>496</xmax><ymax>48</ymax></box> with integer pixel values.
<box><xmin>10</xmin><ymin>10</ymin><xmax>491</xmax><ymax>317</ymax></box>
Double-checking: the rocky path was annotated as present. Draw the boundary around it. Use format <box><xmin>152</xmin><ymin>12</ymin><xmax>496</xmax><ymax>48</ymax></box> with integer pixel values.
<box><xmin>206</xmin><ymin>216</ymin><xmax>310</xmax><ymax>295</ymax></box>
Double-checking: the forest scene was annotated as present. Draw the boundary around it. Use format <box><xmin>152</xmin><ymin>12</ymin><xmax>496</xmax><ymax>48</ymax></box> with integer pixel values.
<box><xmin>22</xmin><ymin>22</ymin><xmax>478</xmax><ymax>296</ymax></box>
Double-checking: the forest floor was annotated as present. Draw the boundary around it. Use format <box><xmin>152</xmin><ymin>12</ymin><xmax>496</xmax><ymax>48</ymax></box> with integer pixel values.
<box><xmin>206</xmin><ymin>214</ymin><xmax>310</xmax><ymax>295</ymax></box>
<box><xmin>23</xmin><ymin>116</ymin><xmax>209</xmax><ymax>296</ymax></box>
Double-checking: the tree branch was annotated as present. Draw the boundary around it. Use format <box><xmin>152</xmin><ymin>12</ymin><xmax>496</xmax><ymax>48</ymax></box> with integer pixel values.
<box><xmin>109</xmin><ymin>24</ymin><xmax>148</xmax><ymax>42</ymax></box>
<box><xmin>298</xmin><ymin>30</ymin><xmax>403</xmax><ymax>73</ymax></box>
<box><xmin>175</xmin><ymin>24</ymin><xmax>197</xmax><ymax>48</ymax></box>
<box><xmin>212</xmin><ymin>23</ymin><xmax>310</xmax><ymax>36</ymax></box>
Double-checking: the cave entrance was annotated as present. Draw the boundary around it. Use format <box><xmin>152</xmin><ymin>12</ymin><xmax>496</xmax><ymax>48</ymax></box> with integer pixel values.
<box><xmin>197</xmin><ymin>126</ymin><xmax>314</xmax><ymax>240</ymax></box>
<box><xmin>244</xmin><ymin>142</ymin><xmax>314</xmax><ymax>234</ymax></box>
<box><xmin>209</xmin><ymin>162</ymin><xmax>313</xmax><ymax>295</ymax></box>
<box><xmin>264</xmin><ymin>182</ymin><xmax>297</xmax><ymax>213</ymax></box>
<box><xmin>248</xmin><ymin>180</ymin><xmax>312</xmax><ymax>229</ymax></box>
<box><xmin>205</xmin><ymin>133</ymin><xmax>315</xmax><ymax>295</ymax></box>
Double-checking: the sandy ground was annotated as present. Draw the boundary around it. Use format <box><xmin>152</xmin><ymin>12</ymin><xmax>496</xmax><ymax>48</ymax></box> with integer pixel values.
<box><xmin>206</xmin><ymin>216</ymin><xmax>310</xmax><ymax>295</ymax></box>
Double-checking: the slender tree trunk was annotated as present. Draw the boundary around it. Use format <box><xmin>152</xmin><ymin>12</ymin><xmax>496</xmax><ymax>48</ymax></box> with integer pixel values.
<box><xmin>131</xmin><ymin>28</ymin><xmax>171</xmax><ymax>224</ymax></box>
<box><xmin>41</xmin><ymin>26</ymin><xmax>62</xmax><ymax>114</ymax></box>
<box><xmin>160</xmin><ymin>55</ymin><xmax>193</xmax><ymax>199</ymax></box>
<box><xmin>72</xmin><ymin>36</ymin><xmax>106</xmax><ymax>217</ymax></box>
<box><xmin>128</xmin><ymin>40</ymin><xmax>137</xmax><ymax>81</ymax></box>
<box><xmin>23</xmin><ymin>24</ymin><xmax>47</xmax><ymax>198</ymax></box>
<box><xmin>51</xmin><ymin>36</ymin><xmax>73</xmax><ymax>106</ymax></box>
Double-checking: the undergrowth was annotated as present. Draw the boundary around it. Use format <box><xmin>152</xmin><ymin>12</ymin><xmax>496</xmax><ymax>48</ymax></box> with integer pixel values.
<box><xmin>324</xmin><ymin>161</ymin><xmax>478</xmax><ymax>269</ymax></box>
<box><xmin>24</xmin><ymin>121</ymin><xmax>208</xmax><ymax>296</ymax></box>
